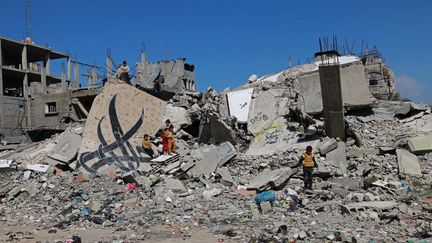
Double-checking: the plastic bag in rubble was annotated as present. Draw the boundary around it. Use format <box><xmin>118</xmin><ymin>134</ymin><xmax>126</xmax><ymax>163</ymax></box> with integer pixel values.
<box><xmin>254</xmin><ymin>190</ymin><xmax>276</xmax><ymax>204</ymax></box>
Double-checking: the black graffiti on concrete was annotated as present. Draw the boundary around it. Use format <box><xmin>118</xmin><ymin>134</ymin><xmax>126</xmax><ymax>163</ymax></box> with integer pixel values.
<box><xmin>76</xmin><ymin>95</ymin><xmax>151</xmax><ymax>174</ymax></box>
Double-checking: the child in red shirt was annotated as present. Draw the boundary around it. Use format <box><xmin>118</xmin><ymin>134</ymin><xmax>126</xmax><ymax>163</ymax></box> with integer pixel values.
<box><xmin>161</xmin><ymin>128</ymin><xmax>169</xmax><ymax>155</ymax></box>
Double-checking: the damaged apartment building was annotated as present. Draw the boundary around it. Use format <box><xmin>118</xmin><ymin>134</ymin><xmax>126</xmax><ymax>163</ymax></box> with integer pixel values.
<box><xmin>0</xmin><ymin>37</ymin><xmax>101</xmax><ymax>142</ymax></box>
<box><xmin>135</xmin><ymin>52</ymin><xmax>196</xmax><ymax>98</ymax></box>
<box><xmin>0</xmin><ymin>36</ymin><xmax>199</xmax><ymax>143</ymax></box>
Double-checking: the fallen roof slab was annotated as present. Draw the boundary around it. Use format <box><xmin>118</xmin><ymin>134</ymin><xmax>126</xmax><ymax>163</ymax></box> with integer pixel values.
<box><xmin>407</xmin><ymin>136</ymin><xmax>432</xmax><ymax>154</ymax></box>
<box><xmin>396</xmin><ymin>149</ymin><xmax>421</xmax><ymax>176</ymax></box>
<box><xmin>189</xmin><ymin>142</ymin><xmax>236</xmax><ymax>178</ymax></box>
<box><xmin>247</xmin><ymin>167</ymin><xmax>298</xmax><ymax>191</ymax></box>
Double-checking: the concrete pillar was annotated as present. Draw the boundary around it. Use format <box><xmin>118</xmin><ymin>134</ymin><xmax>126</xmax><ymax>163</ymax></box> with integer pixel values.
<box><xmin>106</xmin><ymin>56</ymin><xmax>112</xmax><ymax>78</ymax></box>
<box><xmin>23</xmin><ymin>73</ymin><xmax>31</xmax><ymax>128</ymax></box>
<box><xmin>44</xmin><ymin>52</ymin><xmax>51</xmax><ymax>76</ymax></box>
<box><xmin>141</xmin><ymin>51</ymin><xmax>146</xmax><ymax>65</ymax></box>
<box><xmin>74</xmin><ymin>62</ymin><xmax>80</xmax><ymax>88</ymax></box>
<box><xmin>90</xmin><ymin>66</ymin><xmax>97</xmax><ymax>88</ymax></box>
<box><xmin>41</xmin><ymin>65</ymin><xmax>46</xmax><ymax>94</ymax></box>
<box><xmin>61</xmin><ymin>72</ymin><xmax>66</xmax><ymax>91</ymax></box>
<box><xmin>21</xmin><ymin>45</ymin><xmax>28</xmax><ymax>71</ymax></box>
<box><xmin>67</xmin><ymin>57</ymin><xmax>71</xmax><ymax>81</ymax></box>
<box><xmin>319</xmin><ymin>64</ymin><xmax>345</xmax><ymax>139</ymax></box>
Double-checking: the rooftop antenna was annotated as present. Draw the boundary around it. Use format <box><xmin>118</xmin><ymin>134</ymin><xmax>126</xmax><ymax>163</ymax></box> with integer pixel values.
<box><xmin>141</xmin><ymin>42</ymin><xmax>146</xmax><ymax>53</ymax></box>
<box><xmin>24</xmin><ymin>0</ymin><xmax>32</xmax><ymax>42</ymax></box>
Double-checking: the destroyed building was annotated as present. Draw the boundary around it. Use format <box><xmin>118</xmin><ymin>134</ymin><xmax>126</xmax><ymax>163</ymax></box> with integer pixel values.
<box><xmin>135</xmin><ymin>52</ymin><xmax>196</xmax><ymax>97</ymax></box>
<box><xmin>0</xmin><ymin>39</ymin><xmax>431</xmax><ymax>243</ymax></box>
<box><xmin>0</xmin><ymin>37</ymin><xmax>101</xmax><ymax>141</ymax></box>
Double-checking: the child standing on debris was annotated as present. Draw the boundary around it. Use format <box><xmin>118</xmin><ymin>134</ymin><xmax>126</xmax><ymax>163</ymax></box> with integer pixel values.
<box><xmin>162</xmin><ymin>128</ymin><xmax>169</xmax><ymax>155</ymax></box>
<box><xmin>294</xmin><ymin>145</ymin><xmax>318</xmax><ymax>190</ymax></box>
<box><xmin>167</xmin><ymin>124</ymin><xmax>176</xmax><ymax>155</ymax></box>
<box><xmin>142</xmin><ymin>134</ymin><xmax>154</xmax><ymax>158</ymax></box>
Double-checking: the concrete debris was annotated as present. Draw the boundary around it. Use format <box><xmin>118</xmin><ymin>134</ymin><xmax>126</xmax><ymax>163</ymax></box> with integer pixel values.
<box><xmin>163</xmin><ymin>103</ymin><xmax>192</xmax><ymax>128</ymax></box>
<box><xmin>47</xmin><ymin>126</ymin><xmax>82</xmax><ymax>164</ymax></box>
<box><xmin>189</xmin><ymin>142</ymin><xmax>236</xmax><ymax>178</ymax></box>
<box><xmin>247</xmin><ymin>167</ymin><xmax>298</xmax><ymax>191</ymax></box>
<box><xmin>163</xmin><ymin>177</ymin><xmax>187</xmax><ymax>193</ymax></box>
<box><xmin>317</xmin><ymin>138</ymin><xmax>338</xmax><ymax>155</ymax></box>
<box><xmin>0</xmin><ymin>159</ymin><xmax>12</xmax><ymax>168</ymax></box>
<box><xmin>396</xmin><ymin>149</ymin><xmax>422</xmax><ymax>176</ymax></box>
<box><xmin>341</xmin><ymin>201</ymin><xmax>399</xmax><ymax>214</ymax></box>
<box><xmin>408</xmin><ymin>136</ymin><xmax>432</xmax><ymax>154</ymax></box>
<box><xmin>0</xmin><ymin>51</ymin><xmax>430</xmax><ymax>242</ymax></box>
<box><xmin>215</xmin><ymin>167</ymin><xmax>234</xmax><ymax>186</ymax></box>
<box><xmin>326</xmin><ymin>142</ymin><xmax>347</xmax><ymax>174</ymax></box>
<box><xmin>26</xmin><ymin>164</ymin><xmax>50</xmax><ymax>172</ymax></box>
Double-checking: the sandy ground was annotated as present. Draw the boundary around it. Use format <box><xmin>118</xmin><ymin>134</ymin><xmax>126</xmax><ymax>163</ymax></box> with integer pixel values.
<box><xmin>0</xmin><ymin>224</ymin><xmax>238</xmax><ymax>243</ymax></box>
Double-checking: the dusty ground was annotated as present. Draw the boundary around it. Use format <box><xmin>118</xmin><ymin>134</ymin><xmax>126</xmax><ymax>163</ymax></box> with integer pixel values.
<box><xmin>0</xmin><ymin>224</ymin><xmax>237</xmax><ymax>243</ymax></box>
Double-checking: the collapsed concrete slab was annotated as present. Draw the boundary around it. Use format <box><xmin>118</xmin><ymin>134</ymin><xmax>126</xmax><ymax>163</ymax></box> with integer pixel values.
<box><xmin>47</xmin><ymin>126</ymin><xmax>82</xmax><ymax>164</ymax></box>
<box><xmin>76</xmin><ymin>81</ymin><xmax>166</xmax><ymax>175</ymax></box>
<box><xmin>326</xmin><ymin>142</ymin><xmax>347</xmax><ymax>174</ymax></box>
<box><xmin>317</xmin><ymin>138</ymin><xmax>338</xmax><ymax>155</ymax></box>
<box><xmin>163</xmin><ymin>103</ymin><xmax>192</xmax><ymax>128</ymax></box>
<box><xmin>299</xmin><ymin>62</ymin><xmax>372</xmax><ymax>114</ymax></box>
<box><xmin>216</xmin><ymin>167</ymin><xmax>234</xmax><ymax>186</ymax></box>
<box><xmin>164</xmin><ymin>177</ymin><xmax>187</xmax><ymax>193</ymax></box>
<box><xmin>396</xmin><ymin>149</ymin><xmax>421</xmax><ymax>176</ymax></box>
<box><xmin>208</xmin><ymin>114</ymin><xmax>236</xmax><ymax>144</ymax></box>
<box><xmin>407</xmin><ymin>136</ymin><xmax>432</xmax><ymax>154</ymax></box>
<box><xmin>248</xmin><ymin>89</ymin><xmax>284</xmax><ymax>136</ymax></box>
<box><xmin>247</xmin><ymin>167</ymin><xmax>298</xmax><ymax>191</ymax></box>
<box><xmin>347</xmin><ymin>148</ymin><xmax>380</xmax><ymax>158</ymax></box>
<box><xmin>189</xmin><ymin>142</ymin><xmax>236</xmax><ymax>178</ymax></box>
<box><xmin>226</xmin><ymin>88</ymin><xmax>253</xmax><ymax>123</ymax></box>
<box><xmin>246</xmin><ymin>117</ymin><xmax>296</xmax><ymax>156</ymax></box>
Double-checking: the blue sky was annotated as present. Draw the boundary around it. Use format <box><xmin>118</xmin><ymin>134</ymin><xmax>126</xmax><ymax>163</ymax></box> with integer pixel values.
<box><xmin>1</xmin><ymin>0</ymin><xmax>431</xmax><ymax>103</ymax></box>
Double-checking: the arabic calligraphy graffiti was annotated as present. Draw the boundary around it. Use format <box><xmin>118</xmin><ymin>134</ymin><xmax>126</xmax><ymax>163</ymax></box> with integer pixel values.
<box><xmin>76</xmin><ymin>95</ymin><xmax>151</xmax><ymax>174</ymax></box>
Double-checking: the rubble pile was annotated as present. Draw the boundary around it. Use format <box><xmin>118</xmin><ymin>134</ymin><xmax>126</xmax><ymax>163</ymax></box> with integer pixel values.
<box><xmin>0</xmin><ymin>72</ymin><xmax>431</xmax><ymax>242</ymax></box>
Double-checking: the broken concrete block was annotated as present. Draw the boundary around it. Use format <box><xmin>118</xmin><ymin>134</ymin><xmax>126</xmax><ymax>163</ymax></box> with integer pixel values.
<box><xmin>180</xmin><ymin>160</ymin><xmax>195</xmax><ymax>172</ymax></box>
<box><xmin>216</xmin><ymin>167</ymin><xmax>234</xmax><ymax>186</ymax></box>
<box><xmin>260</xmin><ymin>201</ymin><xmax>273</xmax><ymax>214</ymax></box>
<box><xmin>26</xmin><ymin>164</ymin><xmax>50</xmax><ymax>173</ymax></box>
<box><xmin>317</xmin><ymin>138</ymin><xmax>338</xmax><ymax>155</ymax></box>
<box><xmin>407</xmin><ymin>136</ymin><xmax>432</xmax><ymax>154</ymax></box>
<box><xmin>163</xmin><ymin>103</ymin><xmax>192</xmax><ymax>128</ymax></box>
<box><xmin>208</xmin><ymin>114</ymin><xmax>236</xmax><ymax>144</ymax></box>
<box><xmin>341</xmin><ymin>201</ymin><xmax>399</xmax><ymax>214</ymax></box>
<box><xmin>151</xmin><ymin>154</ymin><xmax>179</xmax><ymax>163</ymax></box>
<box><xmin>47</xmin><ymin>126</ymin><xmax>82</xmax><ymax>164</ymax></box>
<box><xmin>247</xmin><ymin>167</ymin><xmax>298</xmax><ymax>191</ymax></box>
<box><xmin>161</xmin><ymin>161</ymin><xmax>181</xmax><ymax>174</ymax></box>
<box><xmin>325</xmin><ymin>142</ymin><xmax>347</xmax><ymax>174</ymax></box>
<box><xmin>164</xmin><ymin>177</ymin><xmax>187</xmax><ymax>193</ymax></box>
<box><xmin>23</xmin><ymin>171</ymin><xmax>31</xmax><ymax>180</ymax></box>
<box><xmin>347</xmin><ymin>148</ymin><xmax>380</xmax><ymax>158</ymax></box>
<box><xmin>396</xmin><ymin>149</ymin><xmax>421</xmax><ymax>176</ymax></box>
<box><xmin>189</xmin><ymin>142</ymin><xmax>236</xmax><ymax>178</ymax></box>
<box><xmin>0</xmin><ymin>159</ymin><xmax>12</xmax><ymax>168</ymax></box>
